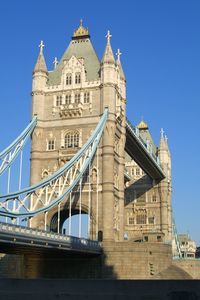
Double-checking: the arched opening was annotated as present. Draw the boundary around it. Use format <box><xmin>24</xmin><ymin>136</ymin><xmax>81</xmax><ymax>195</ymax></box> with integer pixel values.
<box><xmin>50</xmin><ymin>209</ymin><xmax>90</xmax><ymax>239</ymax></box>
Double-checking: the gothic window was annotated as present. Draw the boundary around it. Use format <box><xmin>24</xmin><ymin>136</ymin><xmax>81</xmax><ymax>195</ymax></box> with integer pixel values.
<box><xmin>42</xmin><ymin>170</ymin><xmax>49</xmax><ymax>178</ymax></box>
<box><xmin>136</xmin><ymin>168</ymin><xmax>140</xmax><ymax>176</ymax></box>
<box><xmin>56</xmin><ymin>96</ymin><xmax>62</xmax><ymax>106</ymax></box>
<box><xmin>64</xmin><ymin>131</ymin><xmax>79</xmax><ymax>148</ymax></box>
<box><xmin>84</xmin><ymin>92</ymin><xmax>90</xmax><ymax>103</ymax></box>
<box><xmin>66</xmin><ymin>73</ymin><xmax>72</xmax><ymax>85</ymax></box>
<box><xmin>75</xmin><ymin>93</ymin><xmax>81</xmax><ymax>104</ymax></box>
<box><xmin>152</xmin><ymin>195</ymin><xmax>157</xmax><ymax>202</ymax></box>
<box><xmin>92</xmin><ymin>168</ymin><xmax>97</xmax><ymax>184</ymax></box>
<box><xmin>131</xmin><ymin>168</ymin><xmax>134</xmax><ymax>176</ymax></box>
<box><xmin>65</xmin><ymin>94</ymin><xmax>71</xmax><ymax>105</ymax></box>
<box><xmin>75</xmin><ymin>72</ymin><xmax>81</xmax><ymax>84</ymax></box>
<box><xmin>128</xmin><ymin>217</ymin><xmax>134</xmax><ymax>225</ymax></box>
<box><xmin>136</xmin><ymin>214</ymin><xmax>146</xmax><ymax>224</ymax></box>
<box><xmin>47</xmin><ymin>139</ymin><xmax>55</xmax><ymax>151</ymax></box>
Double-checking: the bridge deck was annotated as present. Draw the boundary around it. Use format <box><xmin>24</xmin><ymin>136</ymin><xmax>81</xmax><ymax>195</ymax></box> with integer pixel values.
<box><xmin>126</xmin><ymin>120</ymin><xmax>165</xmax><ymax>181</ymax></box>
<box><xmin>0</xmin><ymin>222</ymin><xmax>101</xmax><ymax>256</ymax></box>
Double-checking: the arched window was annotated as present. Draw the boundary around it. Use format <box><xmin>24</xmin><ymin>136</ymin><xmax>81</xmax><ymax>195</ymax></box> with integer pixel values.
<box><xmin>64</xmin><ymin>131</ymin><xmax>79</xmax><ymax>148</ymax></box>
<box><xmin>66</xmin><ymin>73</ymin><xmax>72</xmax><ymax>85</ymax></box>
<box><xmin>75</xmin><ymin>72</ymin><xmax>81</xmax><ymax>84</ymax></box>
<box><xmin>136</xmin><ymin>214</ymin><xmax>146</xmax><ymax>224</ymax></box>
<box><xmin>65</xmin><ymin>94</ymin><xmax>71</xmax><ymax>105</ymax></box>
<box><xmin>47</xmin><ymin>139</ymin><xmax>55</xmax><ymax>151</ymax></box>
<box><xmin>56</xmin><ymin>96</ymin><xmax>62</xmax><ymax>106</ymax></box>
<box><xmin>136</xmin><ymin>168</ymin><xmax>140</xmax><ymax>176</ymax></box>
<box><xmin>84</xmin><ymin>92</ymin><xmax>90</xmax><ymax>103</ymax></box>
<box><xmin>75</xmin><ymin>93</ymin><xmax>80</xmax><ymax>104</ymax></box>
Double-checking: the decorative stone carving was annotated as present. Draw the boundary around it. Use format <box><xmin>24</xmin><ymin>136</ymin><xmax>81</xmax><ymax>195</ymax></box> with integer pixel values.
<box><xmin>59</xmin><ymin>103</ymin><xmax>83</xmax><ymax>118</ymax></box>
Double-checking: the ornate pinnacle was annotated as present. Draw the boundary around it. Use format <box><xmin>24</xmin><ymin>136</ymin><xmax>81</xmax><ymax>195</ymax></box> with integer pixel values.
<box><xmin>39</xmin><ymin>40</ymin><xmax>45</xmax><ymax>54</ymax></box>
<box><xmin>53</xmin><ymin>57</ymin><xmax>58</xmax><ymax>69</ymax></box>
<box><xmin>116</xmin><ymin>49</ymin><xmax>122</xmax><ymax>62</ymax></box>
<box><xmin>106</xmin><ymin>30</ymin><xmax>112</xmax><ymax>44</ymax></box>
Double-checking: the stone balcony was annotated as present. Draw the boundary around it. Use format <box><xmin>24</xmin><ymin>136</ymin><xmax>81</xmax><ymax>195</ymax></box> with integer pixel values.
<box><xmin>59</xmin><ymin>103</ymin><xmax>83</xmax><ymax>118</ymax></box>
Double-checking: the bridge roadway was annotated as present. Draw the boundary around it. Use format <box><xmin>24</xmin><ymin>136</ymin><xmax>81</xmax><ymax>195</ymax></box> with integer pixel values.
<box><xmin>125</xmin><ymin>120</ymin><xmax>165</xmax><ymax>181</ymax></box>
<box><xmin>0</xmin><ymin>222</ymin><xmax>101</xmax><ymax>256</ymax></box>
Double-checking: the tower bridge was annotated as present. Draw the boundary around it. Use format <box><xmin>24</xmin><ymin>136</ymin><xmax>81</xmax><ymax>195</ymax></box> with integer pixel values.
<box><xmin>0</xmin><ymin>21</ymin><xmax>199</xmax><ymax>279</ymax></box>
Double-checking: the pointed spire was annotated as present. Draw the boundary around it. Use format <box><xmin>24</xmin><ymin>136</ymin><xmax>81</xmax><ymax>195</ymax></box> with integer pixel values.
<box><xmin>116</xmin><ymin>48</ymin><xmax>125</xmax><ymax>79</ymax></box>
<box><xmin>159</xmin><ymin>128</ymin><xmax>168</xmax><ymax>151</ymax></box>
<box><xmin>33</xmin><ymin>40</ymin><xmax>47</xmax><ymax>73</ymax></box>
<box><xmin>101</xmin><ymin>30</ymin><xmax>115</xmax><ymax>64</ymax></box>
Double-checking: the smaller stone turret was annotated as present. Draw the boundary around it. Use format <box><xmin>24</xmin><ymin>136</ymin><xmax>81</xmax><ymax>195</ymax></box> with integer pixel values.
<box><xmin>158</xmin><ymin>128</ymin><xmax>172</xmax><ymax>243</ymax></box>
<box><xmin>32</xmin><ymin>41</ymin><xmax>48</xmax><ymax>119</ymax></box>
<box><xmin>116</xmin><ymin>49</ymin><xmax>126</xmax><ymax>100</ymax></box>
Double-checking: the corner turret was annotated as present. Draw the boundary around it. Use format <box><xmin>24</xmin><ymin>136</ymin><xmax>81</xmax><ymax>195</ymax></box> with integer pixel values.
<box><xmin>32</xmin><ymin>41</ymin><xmax>48</xmax><ymax>119</ymax></box>
<box><xmin>158</xmin><ymin>128</ymin><xmax>172</xmax><ymax>243</ymax></box>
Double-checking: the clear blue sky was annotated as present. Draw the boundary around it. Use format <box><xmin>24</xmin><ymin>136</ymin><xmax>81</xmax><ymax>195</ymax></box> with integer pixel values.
<box><xmin>0</xmin><ymin>0</ymin><xmax>199</xmax><ymax>244</ymax></box>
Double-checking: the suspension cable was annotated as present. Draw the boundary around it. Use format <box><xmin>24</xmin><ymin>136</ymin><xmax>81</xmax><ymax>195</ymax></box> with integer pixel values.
<box><xmin>79</xmin><ymin>178</ymin><xmax>82</xmax><ymax>238</ymax></box>
<box><xmin>96</xmin><ymin>146</ymin><xmax>99</xmax><ymax>240</ymax></box>
<box><xmin>88</xmin><ymin>160</ymin><xmax>91</xmax><ymax>239</ymax></box>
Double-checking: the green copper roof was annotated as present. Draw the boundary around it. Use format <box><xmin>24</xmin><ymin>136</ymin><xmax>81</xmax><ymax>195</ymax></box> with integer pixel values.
<box><xmin>48</xmin><ymin>38</ymin><xmax>100</xmax><ymax>85</ymax></box>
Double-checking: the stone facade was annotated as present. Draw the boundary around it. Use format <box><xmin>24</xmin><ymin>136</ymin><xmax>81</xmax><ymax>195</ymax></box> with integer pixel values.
<box><xmin>30</xmin><ymin>21</ymin><xmax>171</xmax><ymax>246</ymax></box>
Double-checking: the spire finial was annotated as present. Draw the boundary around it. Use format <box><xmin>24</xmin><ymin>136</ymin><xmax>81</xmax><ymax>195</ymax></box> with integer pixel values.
<box><xmin>116</xmin><ymin>48</ymin><xmax>122</xmax><ymax>62</ymax></box>
<box><xmin>73</xmin><ymin>20</ymin><xmax>89</xmax><ymax>39</ymax></box>
<box><xmin>53</xmin><ymin>57</ymin><xmax>58</xmax><ymax>69</ymax></box>
<box><xmin>39</xmin><ymin>40</ymin><xmax>45</xmax><ymax>54</ymax></box>
<box><xmin>160</xmin><ymin>128</ymin><xmax>164</xmax><ymax>138</ymax></box>
<box><xmin>165</xmin><ymin>134</ymin><xmax>168</xmax><ymax>143</ymax></box>
<box><xmin>106</xmin><ymin>30</ymin><xmax>112</xmax><ymax>44</ymax></box>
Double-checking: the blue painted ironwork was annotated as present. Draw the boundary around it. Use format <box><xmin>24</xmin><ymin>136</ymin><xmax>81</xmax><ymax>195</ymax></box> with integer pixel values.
<box><xmin>0</xmin><ymin>221</ymin><xmax>101</xmax><ymax>254</ymax></box>
<box><xmin>0</xmin><ymin>109</ymin><xmax>108</xmax><ymax>219</ymax></box>
<box><xmin>126</xmin><ymin>118</ymin><xmax>164</xmax><ymax>175</ymax></box>
<box><xmin>0</xmin><ymin>116</ymin><xmax>37</xmax><ymax>176</ymax></box>
<box><xmin>172</xmin><ymin>217</ymin><xmax>182</xmax><ymax>259</ymax></box>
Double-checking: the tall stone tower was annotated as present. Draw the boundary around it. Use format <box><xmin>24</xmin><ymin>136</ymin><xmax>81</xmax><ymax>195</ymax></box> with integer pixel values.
<box><xmin>124</xmin><ymin>121</ymin><xmax>172</xmax><ymax>244</ymax></box>
<box><xmin>30</xmin><ymin>21</ymin><xmax>126</xmax><ymax>242</ymax></box>
<box><xmin>27</xmin><ymin>21</ymin><xmax>175</xmax><ymax>279</ymax></box>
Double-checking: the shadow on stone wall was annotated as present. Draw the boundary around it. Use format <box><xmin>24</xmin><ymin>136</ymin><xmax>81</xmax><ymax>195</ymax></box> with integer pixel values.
<box><xmin>0</xmin><ymin>253</ymin><xmax>24</xmax><ymax>278</ymax></box>
<box><xmin>23</xmin><ymin>249</ymin><xmax>118</xmax><ymax>279</ymax></box>
<box><xmin>125</xmin><ymin>175</ymin><xmax>153</xmax><ymax>205</ymax></box>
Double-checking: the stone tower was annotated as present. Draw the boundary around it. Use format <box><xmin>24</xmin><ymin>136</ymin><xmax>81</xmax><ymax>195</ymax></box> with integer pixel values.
<box><xmin>124</xmin><ymin>121</ymin><xmax>172</xmax><ymax>244</ymax></box>
<box><xmin>30</xmin><ymin>21</ymin><xmax>126</xmax><ymax>242</ymax></box>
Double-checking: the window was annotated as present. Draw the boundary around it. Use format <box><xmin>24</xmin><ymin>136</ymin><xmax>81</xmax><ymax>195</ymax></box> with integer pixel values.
<box><xmin>48</xmin><ymin>140</ymin><xmax>55</xmax><ymax>151</ymax></box>
<box><xmin>152</xmin><ymin>195</ymin><xmax>157</xmax><ymax>202</ymax></box>
<box><xmin>144</xmin><ymin>236</ymin><xmax>148</xmax><ymax>242</ymax></box>
<box><xmin>128</xmin><ymin>217</ymin><xmax>134</xmax><ymax>225</ymax></box>
<box><xmin>56</xmin><ymin>96</ymin><xmax>62</xmax><ymax>106</ymax></box>
<box><xmin>64</xmin><ymin>131</ymin><xmax>79</xmax><ymax>148</ymax></box>
<box><xmin>148</xmin><ymin>217</ymin><xmax>154</xmax><ymax>224</ymax></box>
<box><xmin>65</xmin><ymin>94</ymin><xmax>71</xmax><ymax>105</ymax></box>
<box><xmin>136</xmin><ymin>168</ymin><xmax>140</xmax><ymax>176</ymax></box>
<box><xmin>75</xmin><ymin>93</ymin><xmax>80</xmax><ymax>104</ymax></box>
<box><xmin>66</xmin><ymin>73</ymin><xmax>72</xmax><ymax>85</ymax></box>
<box><xmin>136</xmin><ymin>214</ymin><xmax>146</xmax><ymax>224</ymax></box>
<box><xmin>84</xmin><ymin>92</ymin><xmax>90</xmax><ymax>103</ymax></box>
<box><xmin>131</xmin><ymin>168</ymin><xmax>134</xmax><ymax>176</ymax></box>
<box><xmin>75</xmin><ymin>72</ymin><xmax>81</xmax><ymax>84</ymax></box>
